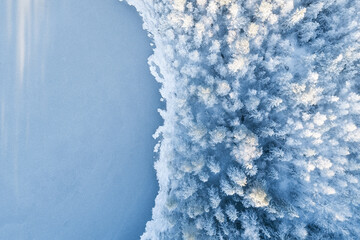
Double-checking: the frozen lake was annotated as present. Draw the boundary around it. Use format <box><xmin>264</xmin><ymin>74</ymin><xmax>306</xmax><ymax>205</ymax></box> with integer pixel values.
<box><xmin>0</xmin><ymin>0</ymin><xmax>161</xmax><ymax>239</ymax></box>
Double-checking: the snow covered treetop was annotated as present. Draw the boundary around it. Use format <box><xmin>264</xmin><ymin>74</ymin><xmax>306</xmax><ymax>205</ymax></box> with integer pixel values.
<box><xmin>126</xmin><ymin>0</ymin><xmax>360</xmax><ymax>239</ymax></box>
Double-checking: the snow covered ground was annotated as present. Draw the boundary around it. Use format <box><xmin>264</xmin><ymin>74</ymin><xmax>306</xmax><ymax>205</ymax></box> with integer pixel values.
<box><xmin>0</xmin><ymin>0</ymin><xmax>161</xmax><ymax>239</ymax></box>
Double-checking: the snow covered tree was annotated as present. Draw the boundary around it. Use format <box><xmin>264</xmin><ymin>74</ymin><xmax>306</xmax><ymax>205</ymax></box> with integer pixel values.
<box><xmin>125</xmin><ymin>0</ymin><xmax>360</xmax><ymax>238</ymax></box>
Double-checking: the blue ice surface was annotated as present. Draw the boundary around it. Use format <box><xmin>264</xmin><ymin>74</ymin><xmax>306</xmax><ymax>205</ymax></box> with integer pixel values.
<box><xmin>0</xmin><ymin>0</ymin><xmax>161</xmax><ymax>239</ymax></box>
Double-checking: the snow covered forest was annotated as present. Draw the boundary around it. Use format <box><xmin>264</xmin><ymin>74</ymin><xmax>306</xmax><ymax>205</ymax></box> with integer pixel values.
<box><xmin>126</xmin><ymin>0</ymin><xmax>360</xmax><ymax>239</ymax></box>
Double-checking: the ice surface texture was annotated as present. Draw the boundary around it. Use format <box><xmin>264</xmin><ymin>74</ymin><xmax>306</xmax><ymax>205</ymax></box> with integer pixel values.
<box><xmin>0</xmin><ymin>1</ymin><xmax>160</xmax><ymax>239</ymax></box>
<box><xmin>126</xmin><ymin>0</ymin><xmax>360</xmax><ymax>239</ymax></box>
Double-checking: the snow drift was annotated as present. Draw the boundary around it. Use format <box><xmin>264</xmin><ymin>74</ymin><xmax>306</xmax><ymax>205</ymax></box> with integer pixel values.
<box><xmin>126</xmin><ymin>0</ymin><xmax>360</xmax><ymax>239</ymax></box>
